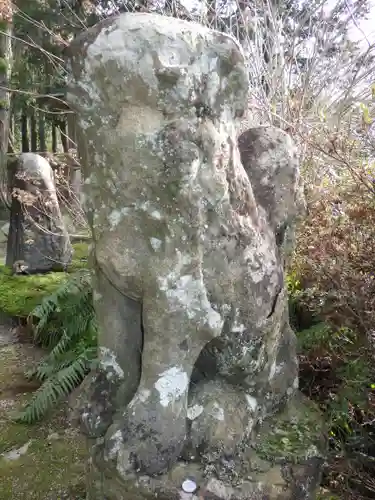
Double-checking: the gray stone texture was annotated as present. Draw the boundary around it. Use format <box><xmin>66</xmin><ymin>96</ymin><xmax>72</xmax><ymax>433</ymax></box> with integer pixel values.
<box><xmin>6</xmin><ymin>153</ymin><xmax>72</xmax><ymax>273</ymax></box>
<box><xmin>66</xmin><ymin>12</ymin><xmax>325</xmax><ymax>499</ymax></box>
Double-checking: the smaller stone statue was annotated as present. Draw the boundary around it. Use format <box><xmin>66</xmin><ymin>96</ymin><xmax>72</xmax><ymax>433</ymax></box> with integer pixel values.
<box><xmin>6</xmin><ymin>152</ymin><xmax>72</xmax><ymax>273</ymax></box>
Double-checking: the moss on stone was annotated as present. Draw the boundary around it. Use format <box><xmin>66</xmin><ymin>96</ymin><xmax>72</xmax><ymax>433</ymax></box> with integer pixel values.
<box><xmin>0</xmin><ymin>242</ymin><xmax>90</xmax><ymax>317</ymax></box>
<box><xmin>0</xmin><ymin>268</ymin><xmax>68</xmax><ymax>317</ymax></box>
<box><xmin>254</xmin><ymin>394</ymin><xmax>326</xmax><ymax>464</ymax></box>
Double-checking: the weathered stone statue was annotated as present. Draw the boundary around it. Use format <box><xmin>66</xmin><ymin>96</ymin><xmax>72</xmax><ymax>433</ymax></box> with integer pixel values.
<box><xmin>6</xmin><ymin>153</ymin><xmax>72</xmax><ymax>273</ymax></box>
<box><xmin>66</xmin><ymin>12</ymin><xmax>325</xmax><ymax>500</ymax></box>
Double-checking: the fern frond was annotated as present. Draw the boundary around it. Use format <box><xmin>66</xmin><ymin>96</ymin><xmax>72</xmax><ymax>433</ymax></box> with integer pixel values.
<box><xmin>16</xmin><ymin>351</ymin><xmax>93</xmax><ymax>424</ymax></box>
<box><xmin>26</xmin><ymin>351</ymin><xmax>82</xmax><ymax>382</ymax></box>
<box><xmin>30</xmin><ymin>269</ymin><xmax>92</xmax><ymax>347</ymax></box>
<box><xmin>20</xmin><ymin>269</ymin><xmax>98</xmax><ymax>424</ymax></box>
<box><xmin>48</xmin><ymin>329</ymin><xmax>76</xmax><ymax>361</ymax></box>
<box><xmin>25</xmin><ymin>361</ymin><xmax>56</xmax><ymax>382</ymax></box>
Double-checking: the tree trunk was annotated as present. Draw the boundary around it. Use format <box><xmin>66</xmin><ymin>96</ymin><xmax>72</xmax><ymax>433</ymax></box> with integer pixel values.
<box><xmin>59</xmin><ymin>120</ymin><xmax>68</xmax><ymax>153</ymax></box>
<box><xmin>7</xmin><ymin>109</ymin><xmax>14</xmax><ymax>153</ymax></box>
<box><xmin>5</xmin><ymin>158</ymin><xmax>23</xmax><ymax>267</ymax></box>
<box><xmin>38</xmin><ymin>108</ymin><xmax>46</xmax><ymax>152</ymax></box>
<box><xmin>67</xmin><ymin>111</ymin><xmax>77</xmax><ymax>151</ymax></box>
<box><xmin>21</xmin><ymin>110</ymin><xmax>29</xmax><ymax>152</ymax></box>
<box><xmin>52</xmin><ymin>121</ymin><xmax>57</xmax><ymax>152</ymax></box>
<box><xmin>0</xmin><ymin>2</ymin><xmax>13</xmax><ymax>208</ymax></box>
<box><xmin>30</xmin><ymin>107</ymin><xmax>37</xmax><ymax>151</ymax></box>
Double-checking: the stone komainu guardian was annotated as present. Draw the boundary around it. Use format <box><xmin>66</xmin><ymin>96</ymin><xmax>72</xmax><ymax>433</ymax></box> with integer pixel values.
<box><xmin>66</xmin><ymin>12</ymin><xmax>325</xmax><ymax>500</ymax></box>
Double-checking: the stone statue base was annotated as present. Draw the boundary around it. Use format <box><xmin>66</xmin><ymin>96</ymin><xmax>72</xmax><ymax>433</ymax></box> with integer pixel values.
<box><xmin>85</xmin><ymin>394</ymin><xmax>326</xmax><ymax>500</ymax></box>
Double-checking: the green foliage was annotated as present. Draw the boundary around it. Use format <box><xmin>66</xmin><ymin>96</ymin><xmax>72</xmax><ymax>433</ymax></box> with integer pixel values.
<box><xmin>298</xmin><ymin>323</ymin><xmax>373</xmax><ymax>413</ymax></box>
<box><xmin>0</xmin><ymin>239</ymin><xmax>92</xmax><ymax>424</ymax></box>
<box><xmin>290</xmin><ymin>121</ymin><xmax>375</xmax><ymax>499</ymax></box>
<box><xmin>297</xmin><ymin>319</ymin><xmax>375</xmax><ymax>495</ymax></box>
<box><xmin>297</xmin><ymin>322</ymin><xmax>332</xmax><ymax>352</ymax></box>
<box><xmin>0</xmin><ymin>98</ymin><xmax>9</xmax><ymax>110</ymax></box>
<box><xmin>72</xmin><ymin>241</ymin><xmax>90</xmax><ymax>261</ymax></box>
<box><xmin>328</xmin><ymin>351</ymin><xmax>373</xmax><ymax>428</ymax></box>
<box><xmin>69</xmin><ymin>241</ymin><xmax>90</xmax><ymax>272</ymax></box>
<box><xmin>15</xmin><ymin>269</ymin><xmax>97</xmax><ymax>424</ymax></box>
<box><xmin>0</xmin><ymin>57</ymin><xmax>7</xmax><ymax>74</ymax></box>
<box><xmin>0</xmin><ymin>20</ymin><xmax>9</xmax><ymax>31</ymax></box>
<box><xmin>297</xmin><ymin>323</ymin><xmax>356</xmax><ymax>354</ymax></box>
<box><xmin>286</xmin><ymin>270</ymin><xmax>301</xmax><ymax>296</ymax></box>
<box><xmin>287</xmin><ymin>271</ymin><xmax>318</xmax><ymax>331</ymax></box>
<box><xmin>287</xmin><ymin>270</ymin><xmax>303</xmax><ymax>328</ymax></box>
<box><xmin>359</xmin><ymin>102</ymin><xmax>373</xmax><ymax>125</ymax></box>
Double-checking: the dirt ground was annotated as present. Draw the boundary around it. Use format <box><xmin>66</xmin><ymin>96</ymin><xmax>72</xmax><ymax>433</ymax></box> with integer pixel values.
<box><xmin>0</xmin><ymin>212</ymin><xmax>90</xmax><ymax>499</ymax></box>
<box><xmin>0</xmin><ymin>322</ymin><xmax>87</xmax><ymax>500</ymax></box>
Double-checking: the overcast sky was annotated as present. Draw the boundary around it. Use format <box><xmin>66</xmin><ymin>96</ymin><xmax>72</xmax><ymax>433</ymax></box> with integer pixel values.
<box><xmin>182</xmin><ymin>0</ymin><xmax>375</xmax><ymax>47</ymax></box>
<box><xmin>347</xmin><ymin>0</ymin><xmax>375</xmax><ymax>46</ymax></box>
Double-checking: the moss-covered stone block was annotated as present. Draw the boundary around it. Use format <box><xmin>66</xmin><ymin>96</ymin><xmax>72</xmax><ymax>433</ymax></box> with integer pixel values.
<box><xmin>253</xmin><ymin>393</ymin><xmax>327</xmax><ymax>464</ymax></box>
<box><xmin>0</xmin><ymin>242</ymin><xmax>90</xmax><ymax>318</ymax></box>
<box><xmin>0</xmin><ymin>268</ymin><xmax>68</xmax><ymax>317</ymax></box>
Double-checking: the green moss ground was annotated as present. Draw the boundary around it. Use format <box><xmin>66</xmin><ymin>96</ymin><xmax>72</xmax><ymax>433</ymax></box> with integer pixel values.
<box><xmin>0</xmin><ymin>242</ymin><xmax>90</xmax><ymax>498</ymax></box>
<box><xmin>0</xmin><ymin>242</ymin><xmax>89</xmax><ymax>317</ymax></box>
<box><xmin>0</xmin><ymin>342</ymin><xmax>87</xmax><ymax>499</ymax></box>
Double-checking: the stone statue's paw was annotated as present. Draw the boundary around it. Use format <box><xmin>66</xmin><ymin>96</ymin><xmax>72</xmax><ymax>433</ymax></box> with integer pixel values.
<box><xmin>69</xmin><ymin>369</ymin><xmax>120</xmax><ymax>439</ymax></box>
<box><xmin>103</xmin><ymin>387</ymin><xmax>188</xmax><ymax>476</ymax></box>
<box><xmin>186</xmin><ymin>380</ymin><xmax>259</xmax><ymax>461</ymax></box>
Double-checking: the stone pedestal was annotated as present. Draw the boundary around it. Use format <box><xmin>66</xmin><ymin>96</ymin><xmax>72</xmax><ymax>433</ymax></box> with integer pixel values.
<box><xmin>83</xmin><ymin>394</ymin><xmax>325</xmax><ymax>500</ymax></box>
<box><xmin>65</xmin><ymin>12</ymin><xmax>325</xmax><ymax>500</ymax></box>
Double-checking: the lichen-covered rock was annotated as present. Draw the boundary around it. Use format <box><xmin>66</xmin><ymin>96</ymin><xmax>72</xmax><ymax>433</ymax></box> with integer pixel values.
<box><xmin>65</xmin><ymin>12</ymin><xmax>324</xmax><ymax>499</ymax></box>
<box><xmin>6</xmin><ymin>153</ymin><xmax>72</xmax><ymax>273</ymax></box>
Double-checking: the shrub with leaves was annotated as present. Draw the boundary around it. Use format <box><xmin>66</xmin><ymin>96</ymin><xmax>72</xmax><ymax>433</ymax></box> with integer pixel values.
<box><xmin>291</xmin><ymin>96</ymin><xmax>375</xmax><ymax>328</ymax></box>
<box><xmin>293</xmin><ymin>145</ymin><xmax>375</xmax><ymax>332</ymax></box>
<box><xmin>296</xmin><ymin>322</ymin><xmax>375</xmax><ymax>498</ymax></box>
<box><xmin>289</xmin><ymin>105</ymin><xmax>375</xmax><ymax>498</ymax></box>
<box><xmin>15</xmin><ymin>269</ymin><xmax>98</xmax><ymax>424</ymax></box>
